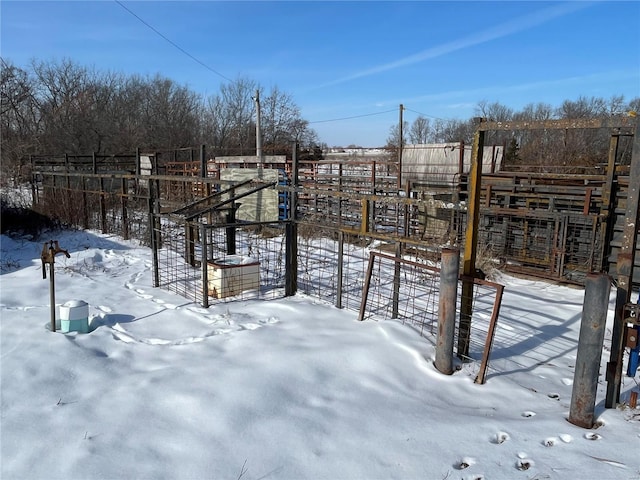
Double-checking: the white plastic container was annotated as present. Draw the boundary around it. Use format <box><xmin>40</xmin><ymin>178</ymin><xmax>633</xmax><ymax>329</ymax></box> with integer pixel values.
<box><xmin>207</xmin><ymin>256</ymin><xmax>260</xmax><ymax>299</ymax></box>
<box><xmin>59</xmin><ymin>300</ymin><xmax>89</xmax><ymax>333</ymax></box>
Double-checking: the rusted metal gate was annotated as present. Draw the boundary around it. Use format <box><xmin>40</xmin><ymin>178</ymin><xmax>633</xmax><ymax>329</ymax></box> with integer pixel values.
<box><xmin>463</xmin><ymin>118</ymin><xmax>639</xmax><ymax>288</ymax></box>
<box><xmin>606</xmin><ymin>174</ymin><xmax>640</xmax><ymax>286</ymax></box>
<box><xmin>475</xmin><ymin>172</ymin><xmax>608</xmax><ymax>283</ymax></box>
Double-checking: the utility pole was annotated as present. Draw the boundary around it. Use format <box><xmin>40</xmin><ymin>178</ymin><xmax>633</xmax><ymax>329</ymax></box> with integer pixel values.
<box><xmin>398</xmin><ymin>104</ymin><xmax>404</xmax><ymax>189</ymax></box>
<box><xmin>254</xmin><ymin>89</ymin><xmax>263</xmax><ymax>163</ymax></box>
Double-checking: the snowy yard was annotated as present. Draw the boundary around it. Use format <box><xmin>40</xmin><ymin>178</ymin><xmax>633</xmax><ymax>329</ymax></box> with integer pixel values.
<box><xmin>1</xmin><ymin>228</ymin><xmax>639</xmax><ymax>480</ymax></box>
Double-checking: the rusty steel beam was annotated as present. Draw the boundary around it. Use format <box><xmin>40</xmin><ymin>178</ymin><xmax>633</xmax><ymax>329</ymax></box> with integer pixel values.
<box><xmin>459</xmin><ymin>123</ymin><xmax>485</xmax><ymax>358</ymax></box>
<box><xmin>478</xmin><ymin>117</ymin><xmax>637</xmax><ymax>132</ymax></box>
<box><xmin>358</xmin><ymin>252</ymin><xmax>377</xmax><ymax>322</ymax></box>
<box><xmin>605</xmin><ymin>119</ymin><xmax>640</xmax><ymax>408</ymax></box>
<box><xmin>599</xmin><ymin>135</ymin><xmax>620</xmax><ymax>272</ymax></box>
<box><xmin>474</xmin><ymin>281</ymin><xmax>505</xmax><ymax>385</ymax></box>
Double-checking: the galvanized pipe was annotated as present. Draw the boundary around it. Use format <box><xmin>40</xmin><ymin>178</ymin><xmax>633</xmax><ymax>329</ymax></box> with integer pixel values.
<box><xmin>569</xmin><ymin>273</ymin><xmax>611</xmax><ymax>428</ymax></box>
<box><xmin>435</xmin><ymin>248</ymin><xmax>460</xmax><ymax>375</ymax></box>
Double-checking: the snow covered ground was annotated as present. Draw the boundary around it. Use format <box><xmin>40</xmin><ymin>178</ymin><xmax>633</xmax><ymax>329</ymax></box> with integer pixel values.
<box><xmin>1</xmin><ymin>228</ymin><xmax>639</xmax><ymax>480</ymax></box>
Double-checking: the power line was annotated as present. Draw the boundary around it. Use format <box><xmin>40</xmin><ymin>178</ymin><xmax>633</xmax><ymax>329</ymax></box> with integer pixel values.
<box><xmin>403</xmin><ymin>107</ymin><xmax>445</xmax><ymax>121</ymax></box>
<box><xmin>114</xmin><ymin>0</ymin><xmax>234</xmax><ymax>83</ymax></box>
<box><xmin>309</xmin><ymin>108</ymin><xmax>397</xmax><ymax>124</ymax></box>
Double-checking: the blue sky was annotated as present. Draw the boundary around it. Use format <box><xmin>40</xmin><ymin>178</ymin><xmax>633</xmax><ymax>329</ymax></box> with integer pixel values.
<box><xmin>2</xmin><ymin>1</ymin><xmax>639</xmax><ymax>146</ymax></box>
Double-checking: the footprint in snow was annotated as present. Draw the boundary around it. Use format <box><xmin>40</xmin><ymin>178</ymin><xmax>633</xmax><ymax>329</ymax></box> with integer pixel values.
<box><xmin>187</xmin><ymin>306</ymin><xmax>210</xmax><ymax>315</ymax></box>
<box><xmin>111</xmin><ymin>329</ymin><xmax>135</xmax><ymax>344</ymax></box>
<box><xmin>515</xmin><ymin>458</ymin><xmax>535</xmax><ymax>471</ymax></box>
<box><xmin>260</xmin><ymin>316</ymin><xmax>279</xmax><ymax>324</ymax></box>
<box><xmin>542</xmin><ymin>437</ymin><xmax>558</xmax><ymax>447</ymax></box>
<box><xmin>96</xmin><ymin>305</ymin><xmax>112</xmax><ymax>313</ymax></box>
<box><xmin>492</xmin><ymin>431</ymin><xmax>510</xmax><ymax>444</ymax></box>
<box><xmin>151</xmin><ymin>299</ymin><xmax>178</xmax><ymax>309</ymax></box>
<box><xmin>455</xmin><ymin>456</ymin><xmax>476</xmax><ymax>470</ymax></box>
<box><xmin>561</xmin><ymin>378</ymin><xmax>573</xmax><ymax>386</ymax></box>
<box><xmin>239</xmin><ymin>323</ymin><xmax>261</xmax><ymax>330</ymax></box>
<box><xmin>521</xmin><ymin>411</ymin><xmax>536</xmax><ymax>418</ymax></box>
<box><xmin>559</xmin><ymin>434</ymin><xmax>573</xmax><ymax>443</ymax></box>
<box><xmin>584</xmin><ymin>432</ymin><xmax>602</xmax><ymax>441</ymax></box>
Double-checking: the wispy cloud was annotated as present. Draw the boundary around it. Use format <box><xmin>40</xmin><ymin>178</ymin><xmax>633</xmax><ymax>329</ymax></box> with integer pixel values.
<box><xmin>305</xmin><ymin>68</ymin><xmax>638</xmax><ymax>119</ymax></box>
<box><xmin>316</xmin><ymin>1</ymin><xmax>594</xmax><ymax>89</ymax></box>
<box><xmin>397</xmin><ymin>68</ymin><xmax>639</xmax><ymax>106</ymax></box>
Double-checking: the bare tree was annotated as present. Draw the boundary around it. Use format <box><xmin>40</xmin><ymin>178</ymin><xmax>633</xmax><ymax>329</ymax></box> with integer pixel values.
<box><xmin>202</xmin><ymin>80</ymin><xmax>317</xmax><ymax>157</ymax></box>
<box><xmin>4</xmin><ymin>55</ymin><xmax>637</xmax><ymax>178</ymax></box>
<box><xmin>138</xmin><ymin>75</ymin><xmax>200</xmax><ymax>150</ymax></box>
<box><xmin>31</xmin><ymin>58</ymin><xmax>94</xmax><ymax>154</ymax></box>
<box><xmin>0</xmin><ymin>59</ymin><xmax>39</xmax><ymax>182</ymax></box>
<box><xmin>261</xmin><ymin>86</ymin><xmax>318</xmax><ymax>153</ymax></box>
<box><xmin>408</xmin><ymin>116</ymin><xmax>431</xmax><ymax>144</ymax></box>
<box><xmin>385</xmin><ymin>120</ymin><xmax>409</xmax><ymax>149</ymax></box>
<box><xmin>430</xmin><ymin>118</ymin><xmax>474</xmax><ymax>144</ymax></box>
<box><xmin>474</xmin><ymin>100</ymin><xmax>514</xmax><ymax>147</ymax></box>
<box><xmin>507</xmin><ymin>103</ymin><xmax>554</xmax><ymax>169</ymax></box>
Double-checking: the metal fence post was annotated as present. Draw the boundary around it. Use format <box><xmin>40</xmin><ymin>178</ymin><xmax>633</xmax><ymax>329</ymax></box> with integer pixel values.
<box><xmin>391</xmin><ymin>242</ymin><xmax>401</xmax><ymax>319</ymax></box>
<box><xmin>458</xmin><ymin>121</ymin><xmax>484</xmax><ymax>359</ymax></box>
<box><xmin>336</xmin><ymin>231</ymin><xmax>344</xmax><ymax>309</ymax></box>
<box><xmin>148</xmin><ymin>181</ymin><xmax>160</xmax><ymax>288</ymax></box>
<box><xmin>201</xmin><ymin>223</ymin><xmax>209</xmax><ymax>308</ymax></box>
<box><xmin>606</xmin><ymin>119</ymin><xmax>640</xmax><ymax>407</ymax></box>
<box><xmin>285</xmin><ymin>142</ymin><xmax>299</xmax><ymax>297</ymax></box>
<box><xmin>435</xmin><ymin>248</ymin><xmax>460</xmax><ymax>375</ymax></box>
<box><xmin>569</xmin><ymin>273</ymin><xmax>611</xmax><ymax>428</ymax></box>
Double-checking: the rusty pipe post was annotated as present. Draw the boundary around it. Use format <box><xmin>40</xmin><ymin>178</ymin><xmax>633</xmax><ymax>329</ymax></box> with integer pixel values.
<box><xmin>568</xmin><ymin>273</ymin><xmax>611</xmax><ymax>428</ymax></box>
<box><xmin>435</xmin><ymin>248</ymin><xmax>460</xmax><ymax>375</ymax></box>
<box><xmin>47</xmin><ymin>242</ymin><xmax>57</xmax><ymax>332</ymax></box>
<box><xmin>49</xmin><ymin>261</ymin><xmax>56</xmax><ymax>332</ymax></box>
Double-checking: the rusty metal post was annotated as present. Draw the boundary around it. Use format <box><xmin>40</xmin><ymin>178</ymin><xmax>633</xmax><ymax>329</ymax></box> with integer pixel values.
<box><xmin>200</xmin><ymin>223</ymin><xmax>209</xmax><ymax>308</ymax></box>
<box><xmin>397</xmin><ymin>104</ymin><xmax>403</xmax><ymax>189</ymax></box>
<box><xmin>225</xmin><ymin>208</ymin><xmax>236</xmax><ymax>255</ymax></box>
<box><xmin>458</xmin><ymin>120</ymin><xmax>484</xmax><ymax>358</ymax></box>
<box><xmin>81</xmin><ymin>176</ymin><xmax>88</xmax><ymax>230</ymax></box>
<box><xmin>121</xmin><ymin>177</ymin><xmax>129</xmax><ymax>240</ymax></box>
<box><xmin>475</xmin><ymin>281</ymin><xmax>505</xmax><ymax>385</ymax></box>
<box><xmin>336</xmin><ymin>230</ymin><xmax>344</xmax><ymax>309</ymax></box>
<box><xmin>391</xmin><ymin>242</ymin><xmax>401</xmax><ymax>319</ymax></box>
<box><xmin>598</xmin><ymin>135</ymin><xmax>618</xmax><ymax>273</ymax></box>
<box><xmin>42</xmin><ymin>240</ymin><xmax>70</xmax><ymax>332</ymax></box>
<box><xmin>606</xmin><ymin>118</ymin><xmax>640</xmax><ymax>408</ymax></box>
<box><xmin>99</xmin><ymin>177</ymin><xmax>107</xmax><ymax>233</ymax></box>
<box><xmin>285</xmin><ymin>142</ymin><xmax>299</xmax><ymax>297</ymax></box>
<box><xmin>361</xmin><ymin>199</ymin><xmax>370</xmax><ymax>234</ymax></box>
<box><xmin>435</xmin><ymin>248</ymin><xmax>460</xmax><ymax>375</ymax></box>
<box><xmin>148</xmin><ymin>181</ymin><xmax>160</xmax><ymax>288</ymax></box>
<box><xmin>48</xmin><ymin>259</ymin><xmax>56</xmax><ymax>332</ymax></box>
<box><xmin>358</xmin><ymin>252</ymin><xmax>376</xmax><ymax>321</ymax></box>
<box><xmin>569</xmin><ymin>273</ymin><xmax>611</xmax><ymax>428</ymax></box>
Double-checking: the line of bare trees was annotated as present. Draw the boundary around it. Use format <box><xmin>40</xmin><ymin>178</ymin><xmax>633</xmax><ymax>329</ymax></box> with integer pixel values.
<box><xmin>387</xmin><ymin>97</ymin><xmax>639</xmax><ymax>169</ymax></box>
<box><xmin>1</xmin><ymin>58</ymin><xmax>321</xmax><ymax>182</ymax></box>
<box><xmin>3</xmin><ymin>56</ymin><xmax>638</xmax><ymax>182</ymax></box>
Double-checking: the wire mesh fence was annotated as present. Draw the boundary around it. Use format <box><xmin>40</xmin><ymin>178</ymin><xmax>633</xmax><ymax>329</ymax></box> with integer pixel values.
<box><xmin>153</xmin><ymin>217</ymin><xmax>288</xmax><ymax>305</ymax></box>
